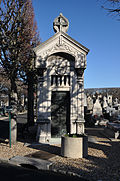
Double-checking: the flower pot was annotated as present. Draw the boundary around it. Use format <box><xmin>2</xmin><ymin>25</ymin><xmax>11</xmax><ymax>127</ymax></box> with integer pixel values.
<box><xmin>61</xmin><ymin>135</ymin><xmax>88</xmax><ymax>158</ymax></box>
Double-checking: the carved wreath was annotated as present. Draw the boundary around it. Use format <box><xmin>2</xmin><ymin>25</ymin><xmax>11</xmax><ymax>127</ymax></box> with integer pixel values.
<box><xmin>55</xmin><ymin>58</ymin><xmax>68</xmax><ymax>75</ymax></box>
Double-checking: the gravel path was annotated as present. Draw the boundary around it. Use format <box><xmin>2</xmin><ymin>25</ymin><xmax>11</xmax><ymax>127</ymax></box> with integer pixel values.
<box><xmin>0</xmin><ymin>130</ymin><xmax>120</xmax><ymax>181</ymax></box>
<box><xmin>50</xmin><ymin>138</ymin><xmax>120</xmax><ymax>181</ymax></box>
<box><xmin>0</xmin><ymin>141</ymin><xmax>38</xmax><ymax>159</ymax></box>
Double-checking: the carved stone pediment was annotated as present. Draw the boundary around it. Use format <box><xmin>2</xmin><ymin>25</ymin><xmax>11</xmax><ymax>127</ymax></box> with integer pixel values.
<box><xmin>34</xmin><ymin>31</ymin><xmax>89</xmax><ymax>69</ymax></box>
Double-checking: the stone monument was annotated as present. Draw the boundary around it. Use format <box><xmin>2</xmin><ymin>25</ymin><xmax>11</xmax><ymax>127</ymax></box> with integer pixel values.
<box><xmin>87</xmin><ymin>95</ymin><xmax>93</xmax><ymax>112</ymax></box>
<box><xmin>93</xmin><ymin>98</ymin><xmax>102</xmax><ymax>116</ymax></box>
<box><xmin>107</xmin><ymin>94</ymin><xmax>112</xmax><ymax>106</ymax></box>
<box><xmin>34</xmin><ymin>13</ymin><xmax>89</xmax><ymax>143</ymax></box>
<box><xmin>103</xmin><ymin>96</ymin><xmax>108</xmax><ymax>109</ymax></box>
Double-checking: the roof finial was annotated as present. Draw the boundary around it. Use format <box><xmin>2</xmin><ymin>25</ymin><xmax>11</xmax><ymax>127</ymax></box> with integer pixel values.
<box><xmin>53</xmin><ymin>13</ymin><xmax>69</xmax><ymax>33</ymax></box>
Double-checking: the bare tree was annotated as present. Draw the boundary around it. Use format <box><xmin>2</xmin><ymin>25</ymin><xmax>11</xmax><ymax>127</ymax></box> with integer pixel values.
<box><xmin>0</xmin><ymin>0</ymin><xmax>40</xmax><ymax>143</ymax></box>
<box><xmin>101</xmin><ymin>0</ymin><xmax>120</xmax><ymax>19</ymax></box>
<box><xmin>18</xmin><ymin>0</ymin><xmax>40</xmax><ymax>126</ymax></box>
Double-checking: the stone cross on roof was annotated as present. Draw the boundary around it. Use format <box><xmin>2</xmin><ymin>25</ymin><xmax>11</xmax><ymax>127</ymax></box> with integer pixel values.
<box><xmin>53</xmin><ymin>13</ymin><xmax>69</xmax><ymax>33</ymax></box>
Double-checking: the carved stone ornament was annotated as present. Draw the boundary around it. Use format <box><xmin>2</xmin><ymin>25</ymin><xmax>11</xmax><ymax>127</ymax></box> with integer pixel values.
<box><xmin>54</xmin><ymin>58</ymin><xmax>68</xmax><ymax>75</ymax></box>
<box><xmin>39</xmin><ymin>42</ymin><xmax>86</xmax><ymax>71</ymax></box>
<box><xmin>53</xmin><ymin>13</ymin><xmax>69</xmax><ymax>33</ymax></box>
<box><xmin>48</xmin><ymin>55</ymin><xmax>70</xmax><ymax>75</ymax></box>
<box><xmin>42</xmin><ymin>43</ymin><xmax>77</xmax><ymax>58</ymax></box>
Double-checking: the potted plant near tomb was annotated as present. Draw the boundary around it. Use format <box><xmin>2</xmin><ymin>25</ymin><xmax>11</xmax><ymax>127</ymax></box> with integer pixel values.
<box><xmin>61</xmin><ymin>117</ymin><xmax>88</xmax><ymax>159</ymax></box>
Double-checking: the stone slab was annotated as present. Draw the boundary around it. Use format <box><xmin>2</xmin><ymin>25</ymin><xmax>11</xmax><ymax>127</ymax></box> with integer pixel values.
<box><xmin>88</xmin><ymin>136</ymin><xmax>97</xmax><ymax>143</ymax></box>
<box><xmin>107</xmin><ymin>122</ymin><xmax>120</xmax><ymax>131</ymax></box>
<box><xmin>49</xmin><ymin>138</ymin><xmax>61</xmax><ymax>144</ymax></box>
<box><xmin>9</xmin><ymin>156</ymin><xmax>52</xmax><ymax>170</ymax></box>
<box><xmin>104</xmin><ymin>127</ymin><xmax>120</xmax><ymax>139</ymax></box>
<box><xmin>34</xmin><ymin>136</ymin><xmax>96</xmax><ymax>144</ymax></box>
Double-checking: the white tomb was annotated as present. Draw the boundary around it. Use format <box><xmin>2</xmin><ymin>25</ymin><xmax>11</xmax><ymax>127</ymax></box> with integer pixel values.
<box><xmin>103</xmin><ymin>96</ymin><xmax>108</xmax><ymax>109</ymax></box>
<box><xmin>34</xmin><ymin>13</ymin><xmax>89</xmax><ymax>142</ymax></box>
<box><xmin>107</xmin><ymin>94</ymin><xmax>112</xmax><ymax>106</ymax></box>
<box><xmin>87</xmin><ymin>95</ymin><xmax>93</xmax><ymax>111</ymax></box>
<box><xmin>93</xmin><ymin>98</ymin><xmax>102</xmax><ymax>116</ymax></box>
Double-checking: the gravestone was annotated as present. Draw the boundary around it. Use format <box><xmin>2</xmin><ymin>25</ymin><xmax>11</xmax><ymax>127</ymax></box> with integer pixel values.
<box><xmin>87</xmin><ymin>95</ymin><xmax>93</xmax><ymax>111</ymax></box>
<box><xmin>107</xmin><ymin>94</ymin><xmax>112</xmax><ymax>106</ymax></box>
<box><xmin>93</xmin><ymin>98</ymin><xmax>102</xmax><ymax>116</ymax></box>
<box><xmin>114</xmin><ymin>97</ymin><xmax>118</xmax><ymax>105</ymax></box>
<box><xmin>34</xmin><ymin>13</ymin><xmax>89</xmax><ymax>142</ymax></box>
<box><xmin>103</xmin><ymin>96</ymin><xmax>108</xmax><ymax>109</ymax></box>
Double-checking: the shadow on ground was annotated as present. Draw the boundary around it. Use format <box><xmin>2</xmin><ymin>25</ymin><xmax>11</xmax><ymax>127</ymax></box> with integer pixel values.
<box><xmin>26</xmin><ymin>144</ymin><xmax>61</xmax><ymax>160</ymax></box>
<box><xmin>0</xmin><ymin>162</ymin><xmax>88</xmax><ymax>181</ymax></box>
<box><xmin>24</xmin><ymin>128</ymin><xmax>120</xmax><ymax>180</ymax></box>
<box><xmin>0</xmin><ymin>120</ymin><xmax>9</xmax><ymax>145</ymax></box>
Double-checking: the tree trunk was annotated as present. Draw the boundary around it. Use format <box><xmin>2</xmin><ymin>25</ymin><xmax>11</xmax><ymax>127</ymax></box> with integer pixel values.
<box><xmin>27</xmin><ymin>72</ymin><xmax>34</xmax><ymax>127</ymax></box>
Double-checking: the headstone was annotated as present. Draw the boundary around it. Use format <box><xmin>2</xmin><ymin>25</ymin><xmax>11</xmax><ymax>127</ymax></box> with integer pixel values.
<box><xmin>114</xmin><ymin>98</ymin><xmax>118</xmax><ymax>105</ymax></box>
<box><xmin>98</xmin><ymin>94</ymin><xmax>102</xmax><ymax>99</ymax></box>
<box><xmin>93</xmin><ymin>98</ymin><xmax>102</xmax><ymax>116</ymax></box>
<box><xmin>107</xmin><ymin>94</ymin><xmax>112</xmax><ymax>106</ymax></box>
<box><xmin>103</xmin><ymin>96</ymin><xmax>108</xmax><ymax>109</ymax></box>
<box><xmin>106</xmin><ymin>106</ymin><xmax>116</xmax><ymax>116</ymax></box>
<box><xmin>87</xmin><ymin>96</ymin><xmax>93</xmax><ymax>111</ymax></box>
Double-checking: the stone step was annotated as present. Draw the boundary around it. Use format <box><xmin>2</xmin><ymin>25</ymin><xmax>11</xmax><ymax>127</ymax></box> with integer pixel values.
<box><xmin>9</xmin><ymin>156</ymin><xmax>52</xmax><ymax>170</ymax></box>
<box><xmin>49</xmin><ymin>138</ymin><xmax>61</xmax><ymax>144</ymax></box>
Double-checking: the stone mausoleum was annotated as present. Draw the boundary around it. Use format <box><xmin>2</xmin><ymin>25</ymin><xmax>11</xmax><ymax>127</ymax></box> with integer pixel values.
<box><xmin>34</xmin><ymin>13</ymin><xmax>89</xmax><ymax>143</ymax></box>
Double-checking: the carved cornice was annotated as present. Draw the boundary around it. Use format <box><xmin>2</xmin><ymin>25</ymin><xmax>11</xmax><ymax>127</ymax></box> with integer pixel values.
<box><xmin>42</xmin><ymin>42</ymin><xmax>75</xmax><ymax>57</ymax></box>
<box><xmin>41</xmin><ymin>43</ymin><xmax>76</xmax><ymax>58</ymax></box>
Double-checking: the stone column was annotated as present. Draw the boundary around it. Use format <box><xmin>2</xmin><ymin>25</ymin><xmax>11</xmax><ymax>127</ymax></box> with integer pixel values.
<box><xmin>57</xmin><ymin>76</ymin><xmax>61</xmax><ymax>86</ymax></box>
<box><xmin>53</xmin><ymin>76</ymin><xmax>56</xmax><ymax>86</ymax></box>
<box><xmin>66</xmin><ymin>75</ymin><xmax>69</xmax><ymax>86</ymax></box>
<box><xmin>61</xmin><ymin>76</ymin><xmax>64</xmax><ymax>86</ymax></box>
<box><xmin>70</xmin><ymin>71</ymin><xmax>78</xmax><ymax>134</ymax></box>
<box><xmin>76</xmin><ymin>70</ymin><xmax>85</xmax><ymax>134</ymax></box>
<box><xmin>36</xmin><ymin>69</ymin><xmax>50</xmax><ymax>143</ymax></box>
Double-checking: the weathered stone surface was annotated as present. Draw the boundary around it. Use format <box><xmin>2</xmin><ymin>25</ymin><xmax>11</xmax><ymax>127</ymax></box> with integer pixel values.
<box><xmin>53</xmin><ymin>13</ymin><xmax>69</xmax><ymax>33</ymax></box>
<box><xmin>61</xmin><ymin>136</ymin><xmax>88</xmax><ymax>158</ymax></box>
<box><xmin>93</xmin><ymin>98</ymin><xmax>102</xmax><ymax>116</ymax></box>
<box><xmin>9</xmin><ymin>156</ymin><xmax>52</xmax><ymax>170</ymax></box>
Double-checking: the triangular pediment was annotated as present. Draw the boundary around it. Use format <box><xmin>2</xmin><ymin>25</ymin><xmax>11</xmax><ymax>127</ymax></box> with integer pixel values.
<box><xmin>34</xmin><ymin>31</ymin><xmax>89</xmax><ymax>69</ymax></box>
<box><xmin>34</xmin><ymin>31</ymin><xmax>89</xmax><ymax>57</ymax></box>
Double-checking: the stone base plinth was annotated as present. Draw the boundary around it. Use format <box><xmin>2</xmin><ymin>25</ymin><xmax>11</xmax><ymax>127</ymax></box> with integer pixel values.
<box><xmin>36</xmin><ymin>122</ymin><xmax>51</xmax><ymax>143</ymax></box>
<box><xmin>61</xmin><ymin>135</ymin><xmax>88</xmax><ymax>158</ymax></box>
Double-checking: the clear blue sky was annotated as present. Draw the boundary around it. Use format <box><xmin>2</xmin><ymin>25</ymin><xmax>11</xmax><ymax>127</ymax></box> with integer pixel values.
<box><xmin>32</xmin><ymin>0</ymin><xmax>120</xmax><ymax>89</ymax></box>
